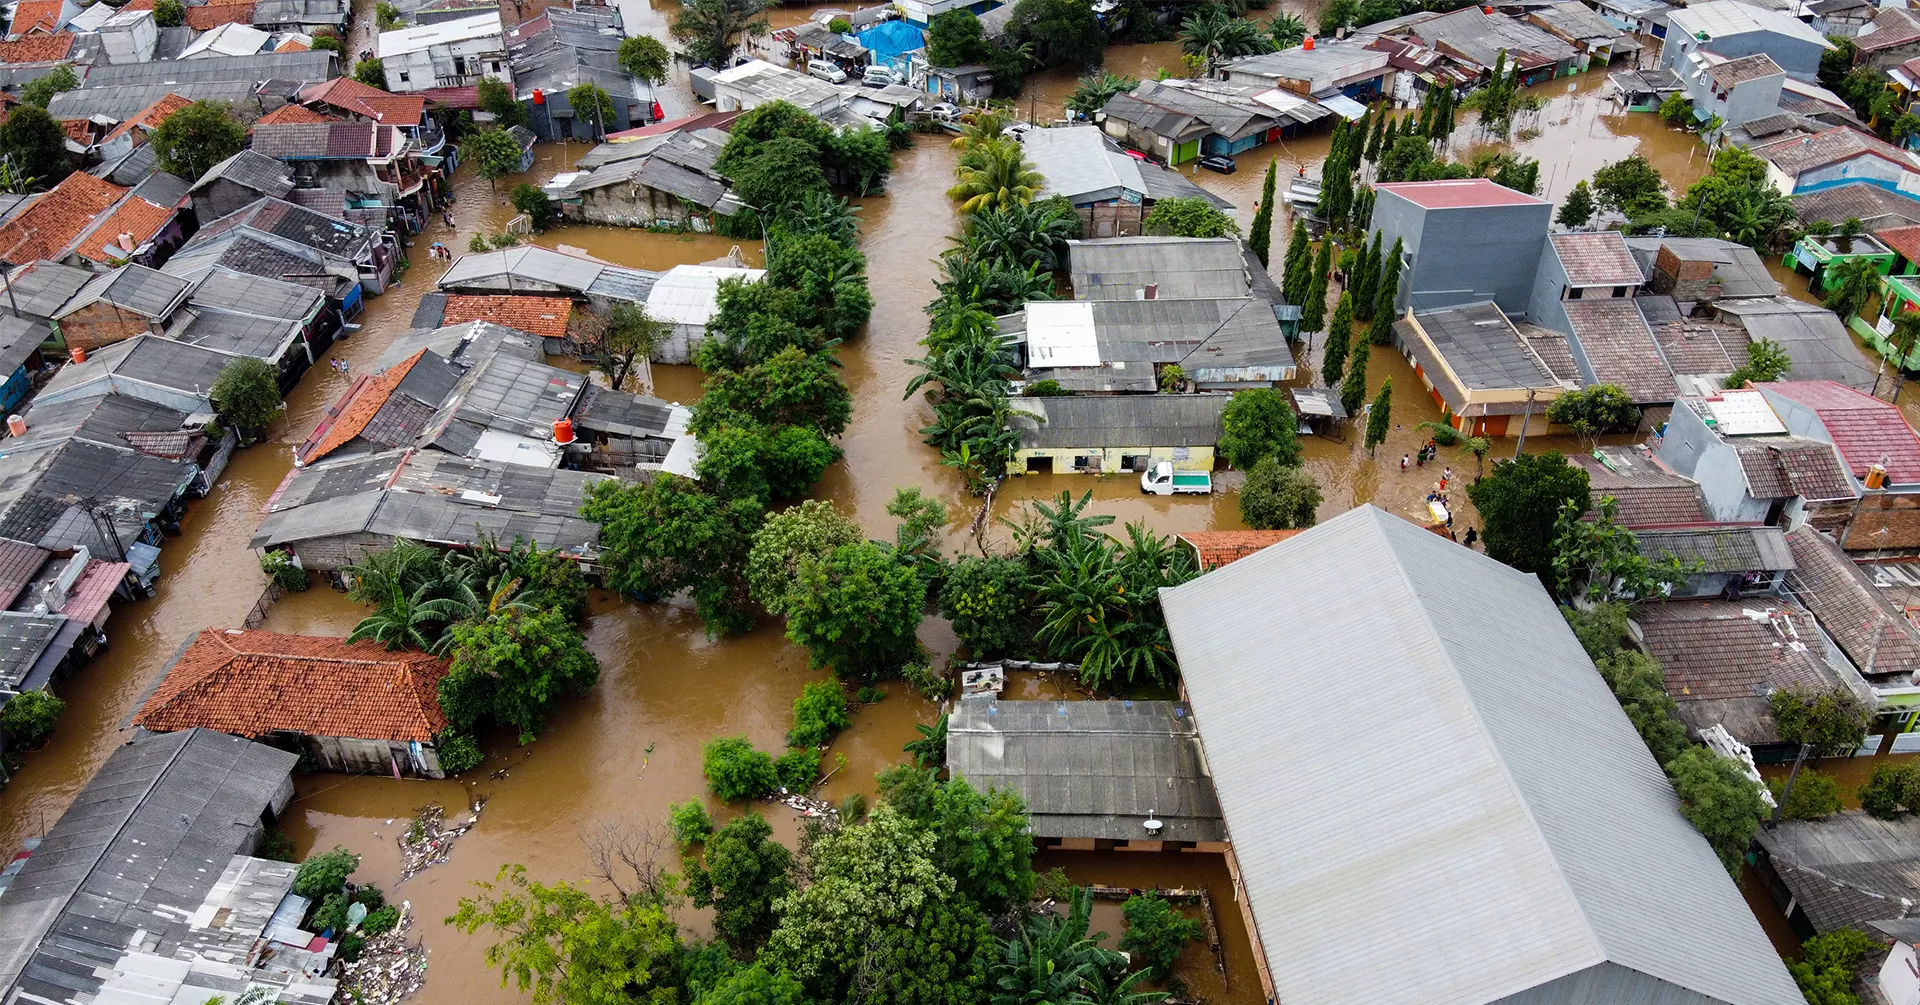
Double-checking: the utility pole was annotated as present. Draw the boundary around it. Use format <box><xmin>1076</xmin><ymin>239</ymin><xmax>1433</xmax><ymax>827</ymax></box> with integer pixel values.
<box><xmin>1513</xmin><ymin>388</ymin><xmax>1536</xmax><ymax>459</ymax></box>
<box><xmin>1769</xmin><ymin>743</ymin><xmax>1811</xmax><ymax>826</ymax></box>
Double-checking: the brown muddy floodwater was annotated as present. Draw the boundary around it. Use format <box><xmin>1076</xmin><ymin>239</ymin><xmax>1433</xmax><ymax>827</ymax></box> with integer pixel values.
<box><xmin>0</xmin><ymin>35</ymin><xmax>1845</xmax><ymax>1002</ymax></box>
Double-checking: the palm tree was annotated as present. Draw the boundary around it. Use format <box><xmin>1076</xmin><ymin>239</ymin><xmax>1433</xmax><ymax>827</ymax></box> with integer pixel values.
<box><xmin>1181</xmin><ymin>4</ymin><xmax>1271</xmax><ymax>73</ymax></box>
<box><xmin>1822</xmin><ymin>255</ymin><xmax>1882</xmax><ymax>321</ymax></box>
<box><xmin>904</xmin><ymin>714</ymin><xmax>949</xmax><ymax>768</ymax></box>
<box><xmin>1268</xmin><ymin>10</ymin><xmax>1307</xmax><ymax>46</ymax></box>
<box><xmin>948</xmin><ymin>140</ymin><xmax>1043</xmax><ymax>213</ymax></box>
<box><xmin>1066</xmin><ymin>72</ymin><xmax>1138</xmax><ymax>117</ymax></box>
<box><xmin>958</xmin><ymin>201</ymin><xmax>1079</xmax><ymax>271</ymax></box>
<box><xmin>951</xmin><ymin>111</ymin><xmax>1012</xmax><ymax>152</ymax></box>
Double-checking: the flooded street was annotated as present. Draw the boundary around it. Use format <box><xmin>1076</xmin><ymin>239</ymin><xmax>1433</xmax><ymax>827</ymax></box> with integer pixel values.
<box><xmin>0</xmin><ymin>24</ymin><xmax>1867</xmax><ymax>1002</ymax></box>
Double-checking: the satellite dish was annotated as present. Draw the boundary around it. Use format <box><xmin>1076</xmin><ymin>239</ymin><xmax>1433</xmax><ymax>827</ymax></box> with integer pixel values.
<box><xmin>1143</xmin><ymin>809</ymin><xmax>1164</xmax><ymax>836</ymax></box>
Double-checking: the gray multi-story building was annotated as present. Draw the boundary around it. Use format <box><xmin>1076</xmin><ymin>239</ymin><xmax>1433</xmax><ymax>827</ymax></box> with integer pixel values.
<box><xmin>1660</xmin><ymin>1</ymin><xmax>1833</xmax><ymax>82</ymax></box>
<box><xmin>1370</xmin><ymin>178</ymin><xmax>1554</xmax><ymax>315</ymax></box>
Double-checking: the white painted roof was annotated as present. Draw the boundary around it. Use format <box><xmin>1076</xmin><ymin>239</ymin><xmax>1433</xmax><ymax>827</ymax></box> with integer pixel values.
<box><xmin>1023</xmin><ymin>301</ymin><xmax>1099</xmax><ymax>368</ymax></box>
<box><xmin>180</xmin><ymin>22</ymin><xmax>272</xmax><ymax>58</ymax></box>
<box><xmin>1159</xmin><ymin>505</ymin><xmax>1806</xmax><ymax>1005</ymax></box>
<box><xmin>642</xmin><ymin>264</ymin><xmax>766</xmax><ymax>326</ymax></box>
<box><xmin>1707</xmin><ymin>388</ymin><xmax>1789</xmax><ymax>435</ymax></box>
<box><xmin>1667</xmin><ymin>0</ymin><xmax>1832</xmax><ymax>48</ymax></box>
<box><xmin>376</xmin><ymin>12</ymin><xmax>502</xmax><ymax>57</ymax></box>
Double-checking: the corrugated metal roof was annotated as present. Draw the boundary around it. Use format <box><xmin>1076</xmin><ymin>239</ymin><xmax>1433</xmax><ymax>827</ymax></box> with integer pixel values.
<box><xmin>1158</xmin><ymin>505</ymin><xmax>1805</xmax><ymax>1005</ymax></box>
<box><xmin>1068</xmin><ymin>236</ymin><xmax>1249</xmax><ymax>301</ymax></box>
<box><xmin>1011</xmin><ymin>394</ymin><xmax>1229</xmax><ymax>449</ymax></box>
<box><xmin>643</xmin><ymin>265</ymin><xmax>765</xmax><ymax>325</ymax></box>
<box><xmin>946</xmin><ymin>699</ymin><xmax>1226</xmax><ymax>843</ymax></box>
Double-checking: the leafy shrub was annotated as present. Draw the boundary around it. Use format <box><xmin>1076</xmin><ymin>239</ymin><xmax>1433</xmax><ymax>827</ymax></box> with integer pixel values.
<box><xmin>256</xmin><ymin>829</ymin><xmax>296</xmax><ymax>862</ymax></box>
<box><xmin>360</xmin><ymin>905</ymin><xmax>400</xmax><ymax>936</ymax></box>
<box><xmin>436</xmin><ymin>732</ymin><xmax>483</xmax><ymax>775</ymax></box>
<box><xmin>902</xmin><ymin>661</ymin><xmax>948</xmax><ymax>702</ymax></box>
<box><xmin>0</xmin><ymin>689</ymin><xmax>64</xmax><ymax>747</ymax></box>
<box><xmin>354</xmin><ymin>884</ymin><xmax>385</xmax><ymax>910</ymax></box>
<box><xmin>292</xmin><ymin>846</ymin><xmax>360</xmax><ymax>898</ymax></box>
<box><xmin>703</xmin><ymin>736</ymin><xmax>778</xmax><ymax>801</ymax></box>
<box><xmin>669</xmin><ymin>799</ymin><xmax>714</xmax><ymax>848</ymax></box>
<box><xmin>856</xmin><ymin>684</ymin><xmax>885</xmax><ymax>703</ymax></box>
<box><xmin>787</xmin><ymin>681</ymin><xmax>850</xmax><ymax>748</ymax></box>
<box><xmin>938</xmin><ymin>556</ymin><xmax>1029</xmax><ymax>657</ymax></box>
<box><xmin>1024</xmin><ymin>379</ymin><xmax>1068</xmax><ymax>396</ymax></box>
<box><xmin>309</xmin><ymin>892</ymin><xmax>350</xmax><ymax>934</ymax></box>
<box><xmin>1791</xmin><ymin>928</ymin><xmax>1882</xmax><ymax>1005</ymax></box>
<box><xmin>259</xmin><ymin>551</ymin><xmax>309</xmax><ymax>591</ymax></box>
<box><xmin>1858</xmin><ymin>762</ymin><xmax>1920</xmax><ymax>819</ymax></box>
<box><xmin>337</xmin><ymin>932</ymin><xmax>367</xmax><ymax>963</ymax></box>
<box><xmin>774</xmin><ymin>747</ymin><xmax>821</xmax><ymax>791</ymax></box>
<box><xmin>1770</xmin><ymin>770</ymin><xmax>1842</xmax><ymax>820</ymax></box>
<box><xmin>1119</xmin><ymin>892</ymin><xmax>1201</xmax><ymax>981</ymax></box>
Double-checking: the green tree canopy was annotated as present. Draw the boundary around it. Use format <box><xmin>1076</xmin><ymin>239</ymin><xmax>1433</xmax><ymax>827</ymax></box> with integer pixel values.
<box><xmin>477</xmin><ymin>76</ymin><xmax>527</xmax><ymax>127</ymax></box>
<box><xmin>353</xmin><ymin>56</ymin><xmax>388</xmax><ymax>89</ymax></box>
<box><xmin>441</xmin><ymin>606</ymin><xmax>600</xmax><ymax>743</ymax></box>
<box><xmin>785</xmin><ymin>541</ymin><xmax>925</xmax><ymax>679</ymax></box>
<box><xmin>672</xmin><ymin>0</ymin><xmax>770</xmax><ymax>67</ymax></box>
<box><xmin>567</xmin><ymin>82</ymin><xmax>616</xmax><ymax>137</ymax></box>
<box><xmin>745</xmin><ymin>500</ymin><xmax>862</xmax><ymax>615</ymax></box>
<box><xmin>1666</xmin><ymin>746</ymin><xmax>1768</xmax><ymax>876</ymax></box>
<box><xmin>1557</xmin><ymin>179</ymin><xmax>1595</xmax><ymax>229</ymax></box>
<box><xmin>938</xmin><ymin>555</ymin><xmax>1030</xmax><ymax>656</ymax></box>
<box><xmin>878</xmin><ymin>765</ymin><xmax>1037</xmax><ymax>914</ymax></box>
<box><xmin>1545</xmin><ymin>383</ymin><xmax>1640</xmax><ymax>448</ymax></box>
<box><xmin>0</xmin><ymin>688</ymin><xmax>63</xmax><ymax>747</ymax></box>
<box><xmin>1218</xmin><ymin>387</ymin><xmax>1303</xmax><ymax>470</ymax></box>
<box><xmin>152</xmin><ymin>0</ymin><xmax>184</xmax><ymax>25</ymax></box>
<box><xmin>926</xmin><ymin>10</ymin><xmax>989</xmax><ymax>65</ymax></box>
<box><xmin>210</xmin><ymin>356</ymin><xmax>281</xmax><ymax>433</ymax></box>
<box><xmin>0</xmin><ymin>105</ymin><xmax>68</xmax><ymax>188</ymax></box>
<box><xmin>148</xmin><ymin>100</ymin><xmax>246</xmax><ymax>181</ymax></box>
<box><xmin>1769</xmin><ymin>686</ymin><xmax>1870</xmax><ymax>755</ymax></box>
<box><xmin>581</xmin><ymin>475</ymin><xmax>763</xmax><ymax>637</ymax></box>
<box><xmin>1240</xmin><ymin>456</ymin><xmax>1321</xmax><ymax>530</ymax></box>
<box><xmin>617</xmin><ymin>35</ymin><xmax>670</xmax><ymax>83</ymax></box>
<box><xmin>686</xmin><ymin>812</ymin><xmax>793</xmax><ymax>956</ymax></box>
<box><xmin>446</xmin><ymin>865</ymin><xmax>682</xmax><ymax>1005</ymax></box>
<box><xmin>1465</xmin><ymin>451</ymin><xmax>1590</xmax><ymax>578</ymax></box>
<box><xmin>1141</xmin><ymin>196</ymin><xmax>1239</xmax><ymax>237</ymax></box>
<box><xmin>1722</xmin><ymin>337</ymin><xmax>1794</xmax><ymax>388</ymax></box>
<box><xmin>1007</xmin><ymin>0</ymin><xmax>1105</xmax><ymax>69</ymax></box>
<box><xmin>1119</xmin><ymin>892</ymin><xmax>1200</xmax><ymax>982</ymax></box>
<box><xmin>462</xmin><ymin>128</ymin><xmax>526</xmax><ymax>187</ymax></box>
<box><xmin>510</xmin><ymin>183</ymin><xmax>555</xmax><ymax>231</ymax></box>
<box><xmin>1364</xmin><ymin>377</ymin><xmax>1392</xmax><ymax>456</ymax></box>
<box><xmin>1590</xmin><ymin>154</ymin><xmax>1667</xmax><ymax>215</ymax></box>
<box><xmin>16</xmin><ymin>64</ymin><xmax>77</xmax><ymax>109</ymax></box>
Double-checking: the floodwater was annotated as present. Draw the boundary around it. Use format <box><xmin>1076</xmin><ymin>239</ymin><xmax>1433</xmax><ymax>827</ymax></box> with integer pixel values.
<box><xmin>0</xmin><ymin>26</ymin><xmax>1852</xmax><ymax>1004</ymax></box>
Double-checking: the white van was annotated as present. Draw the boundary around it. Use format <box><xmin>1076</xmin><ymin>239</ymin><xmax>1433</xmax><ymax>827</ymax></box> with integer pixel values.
<box><xmin>807</xmin><ymin>61</ymin><xmax>848</xmax><ymax>83</ymax></box>
<box><xmin>861</xmin><ymin>65</ymin><xmax>899</xmax><ymax>87</ymax></box>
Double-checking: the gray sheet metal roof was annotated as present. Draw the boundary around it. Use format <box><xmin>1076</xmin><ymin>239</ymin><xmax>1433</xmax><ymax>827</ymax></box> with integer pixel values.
<box><xmin>35</xmin><ymin>335</ymin><xmax>233</xmax><ymax>408</ymax></box>
<box><xmin>946</xmin><ymin>699</ymin><xmax>1225</xmax><ymax>843</ymax></box>
<box><xmin>1407</xmin><ymin>300</ymin><xmax>1560</xmax><ymax>393</ymax></box>
<box><xmin>78</xmin><ymin>49</ymin><xmax>336</xmax><ymax>88</ymax></box>
<box><xmin>1635</xmin><ymin>525</ymin><xmax>1794</xmax><ymax>572</ymax></box>
<box><xmin>1714</xmin><ymin>296</ymin><xmax>1876</xmax><ymax>391</ymax></box>
<box><xmin>1757</xmin><ymin>811</ymin><xmax>1920</xmax><ymax>933</ymax></box>
<box><xmin>1157</xmin><ymin>505</ymin><xmax>1804</xmax><ymax>1005</ymax></box>
<box><xmin>56</xmin><ymin>265</ymin><xmax>192</xmax><ymax>322</ymax></box>
<box><xmin>3</xmin><ymin>261</ymin><xmax>94</xmax><ymax>321</ymax></box>
<box><xmin>1011</xmin><ymin>394</ymin><xmax>1229</xmax><ymax>449</ymax></box>
<box><xmin>49</xmin><ymin>81</ymin><xmax>266</xmax><ymax>123</ymax></box>
<box><xmin>190</xmin><ymin>149</ymin><xmax>295</xmax><ymax>198</ymax></box>
<box><xmin>1068</xmin><ymin>237</ymin><xmax>1250</xmax><ymax>301</ymax></box>
<box><xmin>440</xmin><ymin>245</ymin><xmax>658</xmax><ymax>302</ymax></box>
<box><xmin>0</xmin><ymin>728</ymin><xmax>297</xmax><ymax>1001</ymax></box>
<box><xmin>0</xmin><ymin>316</ymin><xmax>47</xmax><ymax>377</ymax></box>
<box><xmin>0</xmin><ymin>609</ymin><xmax>63</xmax><ymax>691</ymax></box>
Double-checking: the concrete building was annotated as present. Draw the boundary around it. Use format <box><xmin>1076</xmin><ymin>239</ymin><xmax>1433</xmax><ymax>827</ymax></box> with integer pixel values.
<box><xmin>1661</xmin><ymin>1</ymin><xmax>1832</xmax><ymax>82</ymax></box>
<box><xmin>135</xmin><ymin>629</ymin><xmax>455</xmax><ymax>778</ymax></box>
<box><xmin>95</xmin><ymin>5</ymin><xmax>156</xmax><ymax>63</ymax></box>
<box><xmin>1853</xmin><ymin>5</ymin><xmax>1920</xmax><ymax>69</ymax></box>
<box><xmin>1750</xmin><ymin>126</ymin><xmax>1920</xmax><ymax>197</ymax></box>
<box><xmin>1756</xmin><ymin>379</ymin><xmax>1920</xmax><ymax>553</ymax></box>
<box><xmin>1370</xmin><ymin>178</ymin><xmax>1553</xmax><ymax>314</ymax></box>
<box><xmin>1001</xmin><ymin>296</ymin><xmax>1295</xmax><ymax>392</ymax></box>
<box><xmin>376</xmin><ymin>12</ymin><xmax>507</xmax><ymax>94</ymax></box>
<box><xmin>1656</xmin><ymin>388</ymin><xmax>1857</xmax><ymax>528</ymax></box>
<box><xmin>1158</xmin><ymin>505</ymin><xmax>1805</xmax><ymax>1005</ymax></box>
<box><xmin>945</xmin><ymin>699</ymin><xmax>1225</xmax><ymax>851</ymax></box>
<box><xmin>709</xmin><ymin>58</ymin><xmax>845</xmax><ymax>115</ymax></box>
<box><xmin>644</xmin><ymin>264</ymin><xmax>767</xmax><ymax>364</ymax></box>
<box><xmin>1008</xmin><ymin>393</ymin><xmax>1228</xmax><ymax>475</ymax></box>
<box><xmin>1677</xmin><ymin>52</ymin><xmax>1787</xmax><ymax>130</ymax></box>
<box><xmin>1100</xmin><ymin>78</ymin><xmax>1322</xmax><ymax>166</ymax></box>
<box><xmin>1021</xmin><ymin>125</ymin><xmax>1231</xmax><ymax>239</ymax></box>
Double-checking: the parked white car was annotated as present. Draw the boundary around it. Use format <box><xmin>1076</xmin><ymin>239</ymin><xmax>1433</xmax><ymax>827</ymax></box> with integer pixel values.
<box><xmin>807</xmin><ymin>61</ymin><xmax>848</xmax><ymax>83</ymax></box>
<box><xmin>929</xmin><ymin>102</ymin><xmax>961</xmax><ymax>121</ymax></box>
<box><xmin>862</xmin><ymin>65</ymin><xmax>900</xmax><ymax>86</ymax></box>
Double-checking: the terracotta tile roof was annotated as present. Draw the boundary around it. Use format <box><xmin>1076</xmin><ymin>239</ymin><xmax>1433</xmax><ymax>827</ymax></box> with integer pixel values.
<box><xmin>1549</xmin><ymin>232</ymin><xmax>1645</xmax><ymax>287</ymax></box>
<box><xmin>134</xmin><ymin>628</ymin><xmax>451</xmax><ymax>741</ymax></box>
<box><xmin>121</xmin><ymin>0</ymin><xmax>153</xmax><ymax>9</ymax></box>
<box><xmin>1706</xmin><ymin>53</ymin><xmax>1784</xmax><ymax>90</ymax></box>
<box><xmin>442</xmin><ymin>295</ymin><xmax>572</xmax><ymax>339</ymax></box>
<box><xmin>0</xmin><ymin>172</ymin><xmax>129</xmax><ymax>264</ymax></box>
<box><xmin>1648</xmin><ymin>318</ymin><xmax>1746</xmax><ymax>376</ymax></box>
<box><xmin>70</xmin><ymin>194</ymin><xmax>176</xmax><ymax>264</ymax></box>
<box><xmin>1858</xmin><ymin>4</ymin><xmax>1920</xmax><ymax>50</ymax></box>
<box><xmin>1877</xmin><ymin>225</ymin><xmax>1920</xmax><ymax>263</ymax></box>
<box><xmin>1177</xmin><ymin>530</ymin><xmax>1303</xmax><ymax>569</ymax></box>
<box><xmin>185</xmin><ymin>2</ymin><xmax>254</xmax><ymax>28</ymax></box>
<box><xmin>1632</xmin><ymin>599</ymin><xmax>1843</xmax><ymax>742</ymax></box>
<box><xmin>1562</xmin><ymin>298</ymin><xmax>1677</xmax><ymax>403</ymax></box>
<box><xmin>414</xmin><ymin>84</ymin><xmax>479</xmax><ymax>109</ymax></box>
<box><xmin>57</xmin><ymin>117</ymin><xmax>90</xmax><ymax>143</ymax></box>
<box><xmin>1752</xmin><ymin>126</ymin><xmax>1917</xmax><ymax>180</ymax></box>
<box><xmin>1572</xmin><ymin>452</ymin><xmax>1710</xmax><ymax>527</ymax></box>
<box><xmin>8</xmin><ymin>0</ymin><xmax>65</xmax><ymax>34</ymax></box>
<box><xmin>1762</xmin><ymin>379</ymin><xmax>1920</xmax><ymax>484</ymax></box>
<box><xmin>1735</xmin><ymin>438</ymin><xmax>1855</xmax><ymax>502</ymax></box>
<box><xmin>1786</xmin><ymin>524</ymin><xmax>1920</xmax><ymax>681</ymax></box>
<box><xmin>0</xmin><ymin>30</ymin><xmax>71</xmax><ymax>61</ymax></box>
<box><xmin>299</xmin><ymin>76</ymin><xmax>427</xmax><ymax>125</ymax></box>
<box><xmin>296</xmin><ymin>349</ymin><xmax>426</xmax><ymax>465</ymax></box>
<box><xmin>103</xmin><ymin>91</ymin><xmax>192</xmax><ymax>143</ymax></box>
<box><xmin>54</xmin><ymin>558</ymin><xmax>129</xmax><ymax>624</ymax></box>
<box><xmin>273</xmin><ymin>36</ymin><xmax>308</xmax><ymax>51</ymax></box>
<box><xmin>254</xmin><ymin>102</ymin><xmax>332</xmax><ymax>125</ymax></box>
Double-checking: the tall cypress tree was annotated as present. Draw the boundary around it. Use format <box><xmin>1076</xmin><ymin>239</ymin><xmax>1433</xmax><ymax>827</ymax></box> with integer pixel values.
<box><xmin>1282</xmin><ymin>218</ymin><xmax>1311</xmax><ymax>304</ymax></box>
<box><xmin>1365</xmin><ymin>106</ymin><xmax>1388</xmax><ymax>163</ymax></box>
<box><xmin>1368</xmin><ymin>236</ymin><xmax>1404</xmax><ymax>345</ymax></box>
<box><xmin>1322</xmin><ymin>288</ymin><xmax>1351</xmax><ymax>388</ymax></box>
<box><xmin>1302</xmin><ymin>239</ymin><xmax>1332</xmax><ymax>336</ymax></box>
<box><xmin>1354</xmin><ymin>185</ymin><xmax>1375</xmax><ymax>231</ymax></box>
<box><xmin>1380</xmin><ymin>116</ymin><xmax>1400</xmax><ymax>163</ymax></box>
<box><xmin>1250</xmin><ymin>160</ymin><xmax>1278</xmax><ymax>266</ymax></box>
<box><xmin>1353</xmin><ymin>231</ymin><xmax>1383</xmax><ymax>321</ymax></box>
<box><xmin>1365</xmin><ymin>378</ymin><xmax>1393</xmax><ymax>456</ymax></box>
<box><xmin>1340</xmin><ymin>318</ymin><xmax>1369</xmax><ymax>417</ymax></box>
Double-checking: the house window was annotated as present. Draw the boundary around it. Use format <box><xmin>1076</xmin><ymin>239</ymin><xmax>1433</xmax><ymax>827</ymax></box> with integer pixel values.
<box><xmin>454</xmin><ymin>55</ymin><xmax>467</xmax><ymax>74</ymax></box>
<box><xmin>490</xmin><ymin>61</ymin><xmax>501</xmax><ymax>72</ymax></box>
<box><xmin>399</xmin><ymin>70</ymin><xmax>410</xmax><ymax>82</ymax></box>
<box><xmin>1564</xmin><ymin>285</ymin><xmax>1577</xmax><ymax>299</ymax></box>
<box><xmin>1613</xmin><ymin>285</ymin><xmax>1628</xmax><ymax>297</ymax></box>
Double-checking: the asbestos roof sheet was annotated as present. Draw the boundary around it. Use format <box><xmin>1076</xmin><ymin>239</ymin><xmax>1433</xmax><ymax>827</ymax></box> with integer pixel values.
<box><xmin>77</xmin><ymin>48</ymin><xmax>334</xmax><ymax>87</ymax></box>
<box><xmin>1</xmin><ymin>259</ymin><xmax>92</xmax><ymax>319</ymax></box>
<box><xmin>56</xmin><ymin>264</ymin><xmax>190</xmax><ymax>320</ymax></box>
<box><xmin>1757</xmin><ymin>812</ymin><xmax>1920</xmax><ymax>933</ymax></box>
<box><xmin>1068</xmin><ymin>236</ymin><xmax>1249</xmax><ymax>301</ymax></box>
<box><xmin>1634</xmin><ymin>525</ymin><xmax>1794</xmax><ymax>572</ymax></box>
<box><xmin>946</xmin><ymin>699</ymin><xmax>1225</xmax><ymax>843</ymax></box>
<box><xmin>1667</xmin><ymin>0</ymin><xmax>1832</xmax><ymax>46</ymax></box>
<box><xmin>1157</xmin><ymin>506</ymin><xmax>1804</xmax><ymax>1005</ymax></box>
<box><xmin>0</xmin><ymin>729</ymin><xmax>297</xmax><ymax>999</ymax></box>
<box><xmin>1752</xmin><ymin>126</ymin><xmax>1917</xmax><ymax>179</ymax></box>
<box><xmin>1011</xmin><ymin>393</ymin><xmax>1229</xmax><ymax>449</ymax></box>
<box><xmin>189</xmin><ymin>149</ymin><xmax>294</xmax><ymax>196</ymax></box>
<box><xmin>1406</xmin><ymin>300</ymin><xmax>1558</xmax><ymax>396</ymax></box>
<box><xmin>1715</xmin><ymin>298</ymin><xmax>1876</xmax><ymax>392</ymax></box>
<box><xmin>643</xmin><ymin>265</ymin><xmax>764</xmax><ymax>325</ymax></box>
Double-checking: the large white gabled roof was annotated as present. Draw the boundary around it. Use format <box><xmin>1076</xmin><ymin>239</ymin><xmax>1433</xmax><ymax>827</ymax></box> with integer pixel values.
<box><xmin>1158</xmin><ymin>505</ymin><xmax>1804</xmax><ymax>1005</ymax></box>
<box><xmin>377</xmin><ymin>12</ymin><xmax>502</xmax><ymax>57</ymax></box>
<box><xmin>643</xmin><ymin>264</ymin><xmax>766</xmax><ymax>326</ymax></box>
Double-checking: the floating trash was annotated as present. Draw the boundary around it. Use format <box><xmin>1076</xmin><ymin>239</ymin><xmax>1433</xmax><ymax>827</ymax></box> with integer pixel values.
<box><xmin>397</xmin><ymin>799</ymin><xmax>483</xmax><ymax>883</ymax></box>
<box><xmin>336</xmin><ymin>901</ymin><xmax>428</xmax><ymax>1005</ymax></box>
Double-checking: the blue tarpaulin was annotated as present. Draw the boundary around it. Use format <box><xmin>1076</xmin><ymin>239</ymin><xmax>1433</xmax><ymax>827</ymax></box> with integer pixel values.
<box><xmin>859</xmin><ymin>19</ymin><xmax>923</xmax><ymax>68</ymax></box>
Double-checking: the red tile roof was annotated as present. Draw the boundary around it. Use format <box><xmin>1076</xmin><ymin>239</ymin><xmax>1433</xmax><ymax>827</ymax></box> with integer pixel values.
<box><xmin>254</xmin><ymin>102</ymin><xmax>333</xmax><ymax>125</ymax></box>
<box><xmin>0</xmin><ymin>172</ymin><xmax>129</xmax><ymax>263</ymax></box>
<box><xmin>297</xmin><ymin>349</ymin><xmax>426</xmax><ymax>465</ymax></box>
<box><xmin>442</xmin><ymin>295</ymin><xmax>572</xmax><ymax>339</ymax></box>
<box><xmin>414</xmin><ymin>84</ymin><xmax>479</xmax><ymax>109</ymax></box>
<box><xmin>603</xmin><ymin>110</ymin><xmax>740</xmax><ymax>141</ymax></box>
<box><xmin>8</xmin><ymin>0</ymin><xmax>65</xmax><ymax>35</ymax></box>
<box><xmin>1858</xmin><ymin>5</ymin><xmax>1920</xmax><ymax>50</ymax></box>
<box><xmin>134</xmin><ymin>628</ymin><xmax>452</xmax><ymax>741</ymax></box>
<box><xmin>120</xmin><ymin>0</ymin><xmax>152</xmax><ymax>9</ymax></box>
<box><xmin>1376</xmin><ymin>178</ymin><xmax>1547</xmax><ymax>209</ymax></box>
<box><xmin>273</xmin><ymin>36</ymin><xmax>308</xmax><ymax>51</ymax></box>
<box><xmin>57</xmin><ymin>117</ymin><xmax>91</xmax><ymax>144</ymax></box>
<box><xmin>0</xmin><ymin>30</ymin><xmax>71</xmax><ymax>62</ymax></box>
<box><xmin>298</xmin><ymin>77</ymin><xmax>426</xmax><ymax>125</ymax></box>
<box><xmin>71</xmin><ymin>194</ymin><xmax>177</xmax><ymax>264</ymax></box>
<box><xmin>185</xmin><ymin>2</ymin><xmax>254</xmax><ymax>28</ymax></box>
<box><xmin>1178</xmin><ymin>530</ymin><xmax>1303</xmax><ymax>569</ymax></box>
<box><xmin>103</xmin><ymin>92</ymin><xmax>192</xmax><ymax>142</ymax></box>
<box><xmin>1879</xmin><ymin>224</ymin><xmax>1920</xmax><ymax>264</ymax></box>
<box><xmin>55</xmin><ymin>559</ymin><xmax>128</xmax><ymax>624</ymax></box>
<box><xmin>1762</xmin><ymin>379</ymin><xmax>1920</xmax><ymax>484</ymax></box>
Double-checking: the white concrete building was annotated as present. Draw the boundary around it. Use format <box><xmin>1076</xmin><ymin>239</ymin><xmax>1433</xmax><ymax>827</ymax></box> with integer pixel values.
<box><xmin>376</xmin><ymin>12</ymin><xmax>508</xmax><ymax>94</ymax></box>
